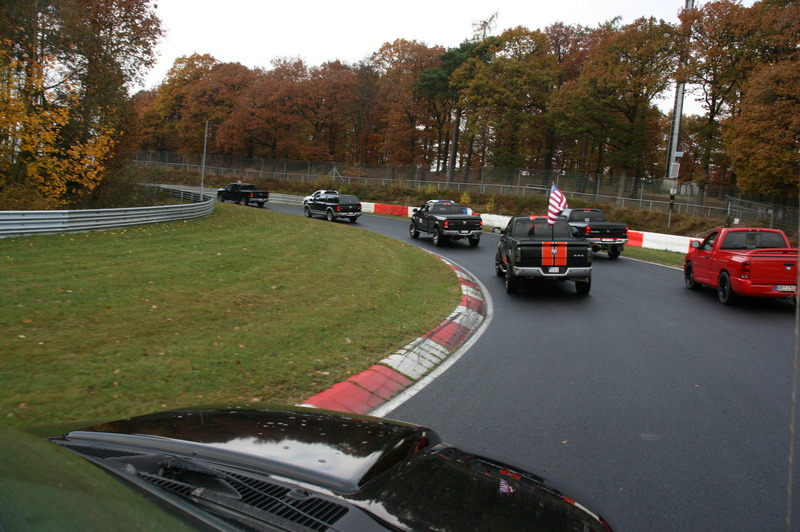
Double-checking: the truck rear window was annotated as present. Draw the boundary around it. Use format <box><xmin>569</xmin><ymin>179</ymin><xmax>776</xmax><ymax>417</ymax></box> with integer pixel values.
<box><xmin>431</xmin><ymin>205</ymin><xmax>464</xmax><ymax>215</ymax></box>
<box><xmin>513</xmin><ymin>221</ymin><xmax>573</xmax><ymax>239</ymax></box>
<box><xmin>569</xmin><ymin>210</ymin><xmax>604</xmax><ymax>222</ymax></box>
<box><xmin>721</xmin><ymin>232</ymin><xmax>787</xmax><ymax>249</ymax></box>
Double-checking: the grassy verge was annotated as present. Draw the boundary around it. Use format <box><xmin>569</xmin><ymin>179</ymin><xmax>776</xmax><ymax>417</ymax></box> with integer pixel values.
<box><xmin>622</xmin><ymin>246</ymin><xmax>685</xmax><ymax>268</ymax></box>
<box><xmin>1</xmin><ymin>204</ymin><xmax>461</xmax><ymax>427</ymax></box>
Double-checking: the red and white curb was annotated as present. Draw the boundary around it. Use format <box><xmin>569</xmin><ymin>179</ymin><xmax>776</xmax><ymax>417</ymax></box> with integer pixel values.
<box><xmin>298</xmin><ymin>258</ymin><xmax>486</xmax><ymax>414</ymax></box>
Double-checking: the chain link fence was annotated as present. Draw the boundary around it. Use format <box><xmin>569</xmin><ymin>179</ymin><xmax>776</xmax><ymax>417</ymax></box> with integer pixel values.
<box><xmin>133</xmin><ymin>150</ymin><xmax>798</xmax><ymax>233</ymax></box>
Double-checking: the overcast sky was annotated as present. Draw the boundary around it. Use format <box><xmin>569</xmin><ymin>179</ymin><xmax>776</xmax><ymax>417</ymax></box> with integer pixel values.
<box><xmin>138</xmin><ymin>0</ymin><xmax>758</xmax><ymax>104</ymax></box>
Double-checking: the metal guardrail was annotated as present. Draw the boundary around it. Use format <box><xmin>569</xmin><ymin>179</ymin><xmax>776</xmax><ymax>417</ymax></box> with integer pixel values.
<box><xmin>0</xmin><ymin>186</ymin><xmax>214</xmax><ymax>238</ymax></box>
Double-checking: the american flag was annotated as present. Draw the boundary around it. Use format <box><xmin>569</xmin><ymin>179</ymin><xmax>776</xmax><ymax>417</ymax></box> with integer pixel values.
<box><xmin>547</xmin><ymin>183</ymin><xmax>568</xmax><ymax>224</ymax></box>
<box><xmin>499</xmin><ymin>479</ymin><xmax>516</xmax><ymax>494</ymax></box>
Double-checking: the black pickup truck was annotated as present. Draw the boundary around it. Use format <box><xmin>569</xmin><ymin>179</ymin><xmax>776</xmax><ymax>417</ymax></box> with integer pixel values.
<box><xmin>559</xmin><ymin>208</ymin><xmax>628</xmax><ymax>259</ymax></box>
<box><xmin>216</xmin><ymin>183</ymin><xmax>270</xmax><ymax>207</ymax></box>
<box><xmin>495</xmin><ymin>216</ymin><xmax>592</xmax><ymax>294</ymax></box>
<box><xmin>409</xmin><ymin>200</ymin><xmax>483</xmax><ymax>247</ymax></box>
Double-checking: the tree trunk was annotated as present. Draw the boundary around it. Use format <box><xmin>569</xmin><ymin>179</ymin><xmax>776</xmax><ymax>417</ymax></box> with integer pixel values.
<box><xmin>446</xmin><ymin>107</ymin><xmax>461</xmax><ymax>186</ymax></box>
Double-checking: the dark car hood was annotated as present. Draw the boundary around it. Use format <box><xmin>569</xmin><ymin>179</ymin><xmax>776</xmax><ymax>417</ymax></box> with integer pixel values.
<box><xmin>46</xmin><ymin>407</ymin><xmax>613</xmax><ymax>531</ymax></box>
<box><xmin>355</xmin><ymin>445</ymin><xmax>612</xmax><ymax>531</ymax></box>
<box><xmin>55</xmin><ymin>406</ymin><xmax>434</xmax><ymax>494</ymax></box>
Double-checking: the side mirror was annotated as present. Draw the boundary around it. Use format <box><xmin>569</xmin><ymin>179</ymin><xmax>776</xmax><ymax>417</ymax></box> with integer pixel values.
<box><xmin>412</xmin><ymin>208</ymin><xmax>419</xmax><ymax>213</ymax></box>
<box><xmin>690</xmin><ymin>240</ymin><xmax>700</xmax><ymax>249</ymax></box>
<box><xmin>492</xmin><ymin>227</ymin><xmax>506</xmax><ymax>234</ymax></box>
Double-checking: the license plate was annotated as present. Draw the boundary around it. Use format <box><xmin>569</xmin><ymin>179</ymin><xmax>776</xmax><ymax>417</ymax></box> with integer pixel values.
<box><xmin>548</xmin><ymin>267</ymin><xmax>559</xmax><ymax>273</ymax></box>
<box><xmin>460</xmin><ymin>230</ymin><xmax>469</xmax><ymax>234</ymax></box>
<box><xmin>776</xmin><ymin>285</ymin><xmax>796</xmax><ymax>292</ymax></box>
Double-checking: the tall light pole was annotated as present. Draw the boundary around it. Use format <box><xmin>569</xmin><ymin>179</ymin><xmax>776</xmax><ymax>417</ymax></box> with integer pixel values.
<box><xmin>200</xmin><ymin>119</ymin><xmax>209</xmax><ymax>201</ymax></box>
<box><xmin>665</xmin><ymin>0</ymin><xmax>695</xmax><ymax>182</ymax></box>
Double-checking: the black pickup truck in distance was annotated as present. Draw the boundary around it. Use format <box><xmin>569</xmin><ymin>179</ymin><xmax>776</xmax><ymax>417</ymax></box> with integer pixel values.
<box><xmin>303</xmin><ymin>192</ymin><xmax>362</xmax><ymax>222</ymax></box>
<box><xmin>560</xmin><ymin>208</ymin><xmax>628</xmax><ymax>259</ymax></box>
<box><xmin>495</xmin><ymin>216</ymin><xmax>592</xmax><ymax>294</ymax></box>
<box><xmin>409</xmin><ymin>200</ymin><xmax>483</xmax><ymax>247</ymax></box>
<box><xmin>217</xmin><ymin>183</ymin><xmax>269</xmax><ymax>207</ymax></box>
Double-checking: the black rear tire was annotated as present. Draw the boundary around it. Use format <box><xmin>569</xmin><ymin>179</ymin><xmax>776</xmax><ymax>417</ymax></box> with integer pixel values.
<box><xmin>505</xmin><ymin>266</ymin><xmax>518</xmax><ymax>294</ymax></box>
<box><xmin>718</xmin><ymin>271</ymin><xmax>735</xmax><ymax>305</ymax></box>
<box><xmin>576</xmin><ymin>278</ymin><xmax>591</xmax><ymax>295</ymax></box>
<box><xmin>432</xmin><ymin>226</ymin><xmax>444</xmax><ymax>246</ymax></box>
<box><xmin>684</xmin><ymin>264</ymin><xmax>699</xmax><ymax>290</ymax></box>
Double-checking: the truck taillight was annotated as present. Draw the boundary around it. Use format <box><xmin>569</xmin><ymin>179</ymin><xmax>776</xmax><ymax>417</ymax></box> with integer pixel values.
<box><xmin>513</xmin><ymin>246</ymin><xmax>521</xmax><ymax>264</ymax></box>
<box><xmin>584</xmin><ymin>225</ymin><xmax>591</xmax><ymax>236</ymax></box>
<box><xmin>443</xmin><ymin>220</ymin><xmax>450</xmax><ymax>229</ymax></box>
<box><xmin>336</xmin><ymin>206</ymin><xmax>341</xmax><ymax>212</ymax></box>
<box><xmin>741</xmin><ymin>261</ymin><xmax>751</xmax><ymax>279</ymax></box>
<box><xmin>249</xmin><ymin>192</ymin><xmax>254</xmax><ymax>197</ymax></box>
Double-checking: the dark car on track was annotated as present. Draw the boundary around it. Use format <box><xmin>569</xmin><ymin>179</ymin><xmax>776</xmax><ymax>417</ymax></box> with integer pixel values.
<box><xmin>303</xmin><ymin>192</ymin><xmax>362</xmax><ymax>222</ymax></box>
<box><xmin>3</xmin><ymin>406</ymin><xmax>615</xmax><ymax>531</ymax></box>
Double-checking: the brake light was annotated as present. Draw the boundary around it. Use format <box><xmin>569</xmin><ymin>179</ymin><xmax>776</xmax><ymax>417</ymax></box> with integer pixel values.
<box><xmin>249</xmin><ymin>192</ymin><xmax>254</xmax><ymax>197</ymax></box>
<box><xmin>336</xmin><ymin>205</ymin><xmax>341</xmax><ymax>212</ymax></box>
<box><xmin>741</xmin><ymin>261</ymin><xmax>751</xmax><ymax>279</ymax></box>
<box><xmin>443</xmin><ymin>220</ymin><xmax>450</xmax><ymax>229</ymax></box>
<box><xmin>584</xmin><ymin>225</ymin><xmax>591</xmax><ymax>236</ymax></box>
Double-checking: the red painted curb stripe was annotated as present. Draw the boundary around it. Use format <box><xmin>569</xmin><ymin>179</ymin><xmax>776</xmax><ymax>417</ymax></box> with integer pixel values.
<box><xmin>347</xmin><ymin>366</ymin><xmax>411</xmax><ymax>400</ymax></box>
<box><xmin>425</xmin><ymin>320</ymin><xmax>474</xmax><ymax>350</ymax></box>
<box><xmin>303</xmin><ymin>365</ymin><xmax>412</xmax><ymax>413</ymax></box>
<box><xmin>303</xmin><ymin>382</ymin><xmax>383</xmax><ymax>414</ymax></box>
<box><xmin>461</xmin><ymin>294</ymin><xmax>485</xmax><ymax>314</ymax></box>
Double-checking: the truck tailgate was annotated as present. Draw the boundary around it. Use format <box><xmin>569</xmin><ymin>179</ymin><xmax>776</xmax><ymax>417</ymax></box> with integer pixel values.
<box><xmin>748</xmin><ymin>249</ymin><xmax>798</xmax><ymax>284</ymax></box>
<box><xmin>518</xmin><ymin>242</ymin><xmax>591</xmax><ymax>268</ymax></box>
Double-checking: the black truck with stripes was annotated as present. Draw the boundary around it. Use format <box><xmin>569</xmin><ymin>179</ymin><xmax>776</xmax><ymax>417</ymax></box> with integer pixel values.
<box><xmin>494</xmin><ymin>216</ymin><xmax>593</xmax><ymax>295</ymax></box>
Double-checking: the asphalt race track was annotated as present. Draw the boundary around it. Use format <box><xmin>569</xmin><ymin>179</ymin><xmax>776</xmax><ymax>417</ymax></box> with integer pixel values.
<box><xmin>268</xmin><ymin>203</ymin><xmax>799</xmax><ymax>531</ymax></box>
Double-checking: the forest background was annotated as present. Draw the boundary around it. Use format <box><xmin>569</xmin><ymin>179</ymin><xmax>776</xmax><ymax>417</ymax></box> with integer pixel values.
<box><xmin>0</xmin><ymin>0</ymin><xmax>798</xmax><ymax>219</ymax></box>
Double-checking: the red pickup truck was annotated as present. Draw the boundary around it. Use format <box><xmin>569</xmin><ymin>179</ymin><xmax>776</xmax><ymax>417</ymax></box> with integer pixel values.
<box><xmin>684</xmin><ymin>227</ymin><xmax>797</xmax><ymax>305</ymax></box>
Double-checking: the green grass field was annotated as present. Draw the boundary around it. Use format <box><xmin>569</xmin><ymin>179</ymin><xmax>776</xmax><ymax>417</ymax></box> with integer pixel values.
<box><xmin>621</xmin><ymin>246</ymin><xmax>685</xmax><ymax>268</ymax></box>
<box><xmin>1</xmin><ymin>203</ymin><xmax>461</xmax><ymax>427</ymax></box>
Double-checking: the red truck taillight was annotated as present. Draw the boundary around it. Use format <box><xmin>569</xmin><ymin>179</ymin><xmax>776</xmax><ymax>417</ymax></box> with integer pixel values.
<box><xmin>584</xmin><ymin>225</ymin><xmax>591</xmax><ymax>236</ymax></box>
<box><xmin>443</xmin><ymin>220</ymin><xmax>450</xmax><ymax>229</ymax></box>
<box><xmin>741</xmin><ymin>261</ymin><xmax>751</xmax><ymax>279</ymax></box>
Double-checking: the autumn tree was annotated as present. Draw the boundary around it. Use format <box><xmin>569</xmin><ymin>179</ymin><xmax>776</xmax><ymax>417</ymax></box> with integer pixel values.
<box><xmin>543</xmin><ymin>22</ymin><xmax>596</xmax><ymax>180</ymax></box>
<box><xmin>549</xmin><ymin>18</ymin><xmax>678</xmax><ymax>199</ymax></box>
<box><xmin>681</xmin><ymin>0</ymin><xmax>759</xmax><ymax>203</ymax></box>
<box><xmin>417</xmin><ymin>41</ymin><xmax>480</xmax><ymax>179</ymax></box>
<box><xmin>139</xmin><ymin>53</ymin><xmax>218</xmax><ymax>152</ymax></box>
<box><xmin>455</xmin><ymin>27</ymin><xmax>559</xmax><ymax>173</ymax></box>
<box><xmin>345</xmin><ymin>60</ymin><xmax>382</xmax><ymax>165</ymax></box>
<box><xmin>372</xmin><ymin>39</ymin><xmax>444</xmax><ymax>166</ymax></box>
<box><xmin>723</xmin><ymin>0</ymin><xmax>800</xmax><ymax>200</ymax></box>
<box><xmin>0</xmin><ymin>0</ymin><xmax>162</xmax><ymax>208</ymax></box>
